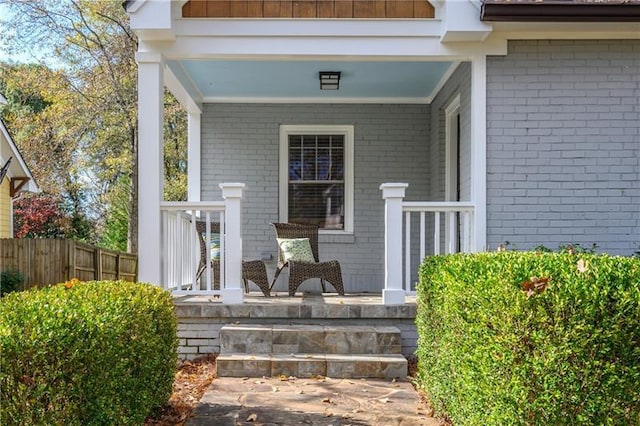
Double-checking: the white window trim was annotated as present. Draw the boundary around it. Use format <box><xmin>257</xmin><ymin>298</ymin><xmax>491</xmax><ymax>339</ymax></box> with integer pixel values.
<box><xmin>279</xmin><ymin>124</ymin><xmax>354</xmax><ymax>235</ymax></box>
<box><xmin>444</xmin><ymin>94</ymin><xmax>461</xmax><ymax>253</ymax></box>
<box><xmin>445</xmin><ymin>94</ymin><xmax>461</xmax><ymax>203</ymax></box>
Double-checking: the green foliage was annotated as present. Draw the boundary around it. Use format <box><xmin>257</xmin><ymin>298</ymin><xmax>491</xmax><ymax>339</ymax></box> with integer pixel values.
<box><xmin>163</xmin><ymin>92</ymin><xmax>188</xmax><ymax>202</ymax></box>
<box><xmin>416</xmin><ymin>252</ymin><xmax>640</xmax><ymax>426</ymax></box>
<box><xmin>100</xmin><ymin>175</ymin><xmax>130</xmax><ymax>251</ymax></box>
<box><xmin>0</xmin><ymin>269</ymin><xmax>24</xmax><ymax>296</ymax></box>
<box><xmin>0</xmin><ymin>280</ymin><xmax>178</xmax><ymax>426</ymax></box>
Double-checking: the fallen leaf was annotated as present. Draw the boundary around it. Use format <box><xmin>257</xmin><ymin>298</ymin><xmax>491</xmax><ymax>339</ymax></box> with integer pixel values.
<box><xmin>278</xmin><ymin>374</ymin><xmax>289</xmax><ymax>381</ymax></box>
<box><xmin>521</xmin><ymin>276</ymin><xmax>550</xmax><ymax>297</ymax></box>
<box><xmin>577</xmin><ymin>259</ymin><xmax>588</xmax><ymax>273</ymax></box>
<box><xmin>246</xmin><ymin>413</ymin><xmax>258</xmax><ymax>422</ymax></box>
<box><xmin>322</xmin><ymin>397</ymin><xmax>332</xmax><ymax>403</ymax></box>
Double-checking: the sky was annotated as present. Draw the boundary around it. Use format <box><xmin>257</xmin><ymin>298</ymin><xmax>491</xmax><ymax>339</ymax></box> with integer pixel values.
<box><xmin>0</xmin><ymin>3</ymin><xmax>52</xmax><ymax>65</ymax></box>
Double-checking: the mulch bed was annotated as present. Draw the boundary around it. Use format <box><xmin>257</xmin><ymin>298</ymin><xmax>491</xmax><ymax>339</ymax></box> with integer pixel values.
<box><xmin>144</xmin><ymin>354</ymin><xmax>217</xmax><ymax>426</ymax></box>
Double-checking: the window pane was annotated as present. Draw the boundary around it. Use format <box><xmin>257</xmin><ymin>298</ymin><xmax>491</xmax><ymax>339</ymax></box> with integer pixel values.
<box><xmin>289</xmin><ymin>135</ymin><xmax>302</xmax><ymax>148</ymax></box>
<box><xmin>288</xmin><ymin>183</ymin><xmax>344</xmax><ymax>230</ymax></box>
<box><xmin>287</xmin><ymin>133</ymin><xmax>346</xmax><ymax>230</ymax></box>
<box><xmin>317</xmin><ymin>135</ymin><xmax>330</xmax><ymax>148</ymax></box>
<box><xmin>317</xmin><ymin>148</ymin><xmax>330</xmax><ymax>180</ymax></box>
<box><xmin>289</xmin><ymin>148</ymin><xmax>302</xmax><ymax>180</ymax></box>
<box><xmin>302</xmin><ymin>146</ymin><xmax>316</xmax><ymax>180</ymax></box>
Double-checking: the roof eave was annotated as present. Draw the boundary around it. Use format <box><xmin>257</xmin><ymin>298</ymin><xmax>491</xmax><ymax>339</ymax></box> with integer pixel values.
<box><xmin>0</xmin><ymin>119</ymin><xmax>39</xmax><ymax>193</ymax></box>
<box><xmin>481</xmin><ymin>3</ymin><xmax>640</xmax><ymax>22</ymax></box>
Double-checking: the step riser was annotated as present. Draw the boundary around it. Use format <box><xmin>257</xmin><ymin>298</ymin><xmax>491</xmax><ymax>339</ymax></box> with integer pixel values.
<box><xmin>217</xmin><ymin>324</ymin><xmax>408</xmax><ymax>378</ymax></box>
<box><xmin>220</xmin><ymin>325</ymin><xmax>402</xmax><ymax>355</ymax></box>
<box><xmin>217</xmin><ymin>354</ymin><xmax>407</xmax><ymax>379</ymax></box>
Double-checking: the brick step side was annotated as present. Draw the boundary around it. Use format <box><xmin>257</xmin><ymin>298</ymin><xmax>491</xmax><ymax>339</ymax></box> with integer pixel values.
<box><xmin>217</xmin><ymin>353</ymin><xmax>408</xmax><ymax>379</ymax></box>
<box><xmin>220</xmin><ymin>324</ymin><xmax>402</xmax><ymax>355</ymax></box>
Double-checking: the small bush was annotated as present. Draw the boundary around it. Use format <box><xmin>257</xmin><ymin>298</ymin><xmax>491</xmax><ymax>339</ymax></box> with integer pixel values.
<box><xmin>0</xmin><ymin>269</ymin><xmax>24</xmax><ymax>295</ymax></box>
<box><xmin>0</xmin><ymin>280</ymin><xmax>178</xmax><ymax>426</ymax></box>
<box><xmin>416</xmin><ymin>252</ymin><xmax>640</xmax><ymax>425</ymax></box>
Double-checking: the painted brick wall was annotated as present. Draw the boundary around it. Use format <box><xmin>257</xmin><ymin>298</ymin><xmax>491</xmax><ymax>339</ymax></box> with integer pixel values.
<box><xmin>487</xmin><ymin>40</ymin><xmax>640</xmax><ymax>255</ymax></box>
<box><xmin>201</xmin><ymin>103</ymin><xmax>430</xmax><ymax>292</ymax></box>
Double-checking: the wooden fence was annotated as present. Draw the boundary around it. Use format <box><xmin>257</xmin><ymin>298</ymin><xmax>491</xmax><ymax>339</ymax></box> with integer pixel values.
<box><xmin>0</xmin><ymin>239</ymin><xmax>137</xmax><ymax>290</ymax></box>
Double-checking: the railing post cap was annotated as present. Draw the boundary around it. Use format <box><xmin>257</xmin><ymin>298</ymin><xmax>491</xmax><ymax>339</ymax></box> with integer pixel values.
<box><xmin>219</xmin><ymin>183</ymin><xmax>246</xmax><ymax>199</ymax></box>
<box><xmin>380</xmin><ymin>183</ymin><xmax>408</xmax><ymax>199</ymax></box>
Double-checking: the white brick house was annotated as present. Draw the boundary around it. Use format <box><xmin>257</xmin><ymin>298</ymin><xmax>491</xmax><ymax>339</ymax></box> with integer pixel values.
<box><xmin>126</xmin><ymin>0</ymin><xmax>639</xmax><ymax>304</ymax></box>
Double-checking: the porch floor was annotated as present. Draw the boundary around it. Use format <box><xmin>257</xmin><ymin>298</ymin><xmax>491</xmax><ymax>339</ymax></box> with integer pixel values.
<box><xmin>175</xmin><ymin>292</ymin><xmax>416</xmax><ymax>304</ymax></box>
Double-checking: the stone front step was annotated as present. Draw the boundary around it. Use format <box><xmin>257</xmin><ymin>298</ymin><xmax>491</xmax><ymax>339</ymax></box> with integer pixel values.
<box><xmin>220</xmin><ymin>324</ymin><xmax>402</xmax><ymax>355</ymax></box>
<box><xmin>217</xmin><ymin>353</ymin><xmax>408</xmax><ymax>379</ymax></box>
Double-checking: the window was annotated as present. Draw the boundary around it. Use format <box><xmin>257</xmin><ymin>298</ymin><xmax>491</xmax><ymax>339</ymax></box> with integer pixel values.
<box><xmin>279</xmin><ymin>125</ymin><xmax>353</xmax><ymax>233</ymax></box>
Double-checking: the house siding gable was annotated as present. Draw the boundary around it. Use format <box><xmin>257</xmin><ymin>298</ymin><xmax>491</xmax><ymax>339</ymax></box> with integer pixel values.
<box><xmin>0</xmin><ymin>178</ymin><xmax>11</xmax><ymax>238</ymax></box>
<box><xmin>201</xmin><ymin>103</ymin><xmax>430</xmax><ymax>292</ymax></box>
<box><xmin>486</xmin><ymin>39</ymin><xmax>640</xmax><ymax>255</ymax></box>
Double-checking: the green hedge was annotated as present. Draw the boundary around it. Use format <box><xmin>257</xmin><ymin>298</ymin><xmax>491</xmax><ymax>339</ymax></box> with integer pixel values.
<box><xmin>0</xmin><ymin>280</ymin><xmax>178</xmax><ymax>426</ymax></box>
<box><xmin>416</xmin><ymin>252</ymin><xmax>640</xmax><ymax>425</ymax></box>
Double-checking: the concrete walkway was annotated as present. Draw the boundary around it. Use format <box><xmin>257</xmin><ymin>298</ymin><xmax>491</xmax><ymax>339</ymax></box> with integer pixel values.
<box><xmin>186</xmin><ymin>375</ymin><xmax>445</xmax><ymax>426</ymax></box>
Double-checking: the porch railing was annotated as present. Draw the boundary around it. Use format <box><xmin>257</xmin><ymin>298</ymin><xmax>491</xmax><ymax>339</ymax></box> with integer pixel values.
<box><xmin>380</xmin><ymin>183</ymin><xmax>475</xmax><ymax>305</ymax></box>
<box><xmin>160</xmin><ymin>183</ymin><xmax>245</xmax><ymax>304</ymax></box>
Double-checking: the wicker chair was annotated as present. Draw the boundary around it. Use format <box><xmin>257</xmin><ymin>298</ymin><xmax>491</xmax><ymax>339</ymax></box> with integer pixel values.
<box><xmin>270</xmin><ymin>222</ymin><xmax>345</xmax><ymax>296</ymax></box>
<box><xmin>195</xmin><ymin>221</ymin><xmax>270</xmax><ymax>296</ymax></box>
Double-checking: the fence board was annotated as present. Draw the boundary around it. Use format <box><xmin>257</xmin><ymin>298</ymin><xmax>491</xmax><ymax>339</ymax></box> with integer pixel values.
<box><xmin>0</xmin><ymin>239</ymin><xmax>137</xmax><ymax>290</ymax></box>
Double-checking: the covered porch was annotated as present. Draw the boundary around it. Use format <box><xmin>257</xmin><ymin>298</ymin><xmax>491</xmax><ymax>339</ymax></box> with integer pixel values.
<box><xmin>161</xmin><ymin>184</ymin><xmax>475</xmax><ymax>304</ymax></box>
<box><xmin>130</xmin><ymin>0</ymin><xmax>501</xmax><ymax>304</ymax></box>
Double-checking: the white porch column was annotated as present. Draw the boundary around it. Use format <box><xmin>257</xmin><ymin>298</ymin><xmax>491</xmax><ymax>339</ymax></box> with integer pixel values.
<box><xmin>220</xmin><ymin>183</ymin><xmax>245</xmax><ymax>304</ymax></box>
<box><xmin>187</xmin><ymin>112</ymin><xmax>201</xmax><ymax>202</ymax></box>
<box><xmin>380</xmin><ymin>183</ymin><xmax>408</xmax><ymax>305</ymax></box>
<box><xmin>136</xmin><ymin>52</ymin><xmax>164</xmax><ymax>285</ymax></box>
<box><xmin>471</xmin><ymin>55</ymin><xmax>487</xmax><ymax>252</ymax></box>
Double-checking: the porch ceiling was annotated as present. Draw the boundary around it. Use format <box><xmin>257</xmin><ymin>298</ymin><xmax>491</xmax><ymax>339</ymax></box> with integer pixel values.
<box><xmin>171</xmin><ymin>59</ymin><xmax>455</xmax><ymax>103</ymax></box>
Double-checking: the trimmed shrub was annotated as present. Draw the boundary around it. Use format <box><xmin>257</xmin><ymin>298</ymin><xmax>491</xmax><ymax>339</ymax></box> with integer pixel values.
<box><xmin>0</xmin><ymin>280</ymin><xmax>178</xmax><ymax>426</ymax></box>
<box><xmin>416</xmin><ymin>252</ymin><xmax>640</xmax><ymax>425</ymax></box>
<box><xmin>0</xmin><ymin>269</ymin><xmax>24</xmax><ymax>295</ymax></box>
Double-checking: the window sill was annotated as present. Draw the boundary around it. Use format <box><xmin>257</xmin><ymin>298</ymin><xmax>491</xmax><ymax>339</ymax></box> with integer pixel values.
<box><xmin>319</xmin><ymin>233</ymin><xmax>356</xmax><ymax>244</ymax></box>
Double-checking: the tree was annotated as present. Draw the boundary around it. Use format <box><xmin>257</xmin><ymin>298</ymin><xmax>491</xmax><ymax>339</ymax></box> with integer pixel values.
<box><xmin>1</xmin><ymin>0</ymin><xmax>188</xmax><ymax>252</ymax></box>
<box><xmin>13</xmin><ymin>193</ymin><xmax>70</xmax><ymax>238</ymax></box>
<box><xmin>100</xmin><ymin>174</ymin><xmax>130</xmax><ymax>251</ymax></box>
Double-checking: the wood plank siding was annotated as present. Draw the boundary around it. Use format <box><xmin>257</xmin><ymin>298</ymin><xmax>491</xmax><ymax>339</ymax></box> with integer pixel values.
<box><xmin>182</xmin><ymin>1</ymin><xmax>435</xmax><ymax>18</ymax></box>
<box><xmin>0</xmin><ymin>179</ymin><xmax>10</xmax><ymax>238</ymax></box>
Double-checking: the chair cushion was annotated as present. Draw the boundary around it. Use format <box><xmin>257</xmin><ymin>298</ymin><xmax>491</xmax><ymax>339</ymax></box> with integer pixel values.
<box><xmin>277</xmin><ymin>238</ymin><xmax>315</xmax><ymax>263</ymax></box>
<box><xmin>203</xmin><ymin>232</ymin><xmax>221</xmax><ymax>261</ymax></box>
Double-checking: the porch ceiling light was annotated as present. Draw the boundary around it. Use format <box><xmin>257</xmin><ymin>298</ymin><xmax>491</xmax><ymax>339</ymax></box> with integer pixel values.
<box><xmin>319</xmin><ymin>71</ymin><xmax>341</xmax><ymax>90</ymax></box>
